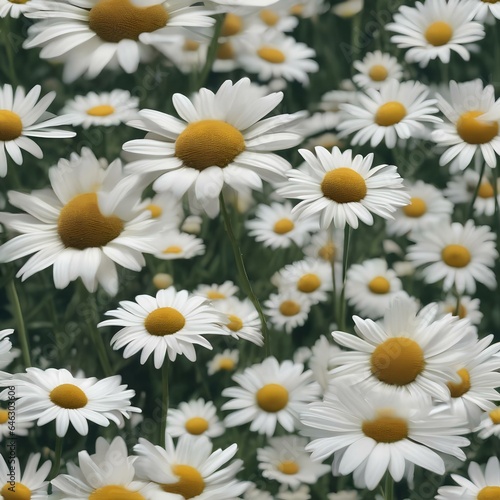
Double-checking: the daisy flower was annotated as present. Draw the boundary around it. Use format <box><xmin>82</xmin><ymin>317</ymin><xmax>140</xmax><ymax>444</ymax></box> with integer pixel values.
<box><xmin>331</xmin><ymin>296</ymin><xmax>473</xmax><ymax>402</ymax></box>
<box><xmin>99</xmin><ymin>287</ymin><xmax>228</xmax><ymax>368</ymax></box>
<box><xmin>276</xmin><ymin>485</ymin><xmax>312</xmax><ymax>500</ymax></box>
<box><xmin>0</xmin><ymin>329</ymin><xmax>17</xmax><ymax>378</ymax></box>
<box><xmin>62</xmin><ymin>89</ymin><xmax>139</xmax><ymax>128</ymax></box>
<box><xmin>238</xmin><ymin>30</ymin><xmax>318</xmax><ymax>85</ymax></box>
<box><xmin>432</xmin><ymin>80</ymin><xmax>500</xmax><ymax>169</ymax></box>
<box><xmin>264</xmin><ymin>289</ymin><xmax>312</xmax><ymax>334</ymax></box>
<box><xmin>302</xmin><ymin>387</ymin><xmax>470</xmax><ymax>491</ymax></box>
<box><xmin>0</xmin><ymin>453</ymin><xmax>51</xmax><ymax>500</ymax></box>
<box><xmin>444</xmin><ymin>168</ymin><xmax>478</xmax><ymax>204</ymax></box>
<box><xmin>438</xmin><ymin>295</ymin><xmax>483</xmax><ymax>327</ymax></box>
<box><xmin>51</xmin><ymin>436</ymin><xmax>172</xmax><ymax>500</ymax></box>
<box><xmin>252</xmin><ymin>4</ymin><xmax>299</xmax><ymax>32</ymax></box>
<box><xmin>10</xmin><ymin>367</ymin><xmax>139</xmax><ymax>437</ymax></box>
<box><xmin>257</xmin><ymin>435</ymin><xmax>330</xmax><ymax>488</ymax></box>
<box><xmin>407</xmin><ymin>220</ymin><xmax>498</xmax><ymax>294</ymax></box>
<box><xmin>214</xmin><ymin>297</ymin><xmax>263</xmax><ymax>346</ymax></box>
<box><xmin>193</xmin><ymin>281</ymin><xmax>239</xmax><ymax>301</ymax></box>
<box><xmin>436</xmin><ymin>456</ymin><xmax>500</xmax><ymax>499</ymax></box>
<box><xmin>245</xmin><ymin>201</ymin><xmax>318</xmax><ymax>249</ymax></box>
<box><xmin>475</xmin><ymin>406</ymin><xmax>500</xmax><ymax>439</ymax></box>
<box><xmin>0</xmin><ymin>402</ymin><xmax>32</xmax><ymax>441</ymax></box>
<box><xmin>272</xmin><ymin>258</ymin><xmax>333</xmax><ymax>305</ymax></box>
<box><xmin>123</xmin><ymin>78</ymin><xmax>302</xmax><ymax>217</ymax></box>
<box><xmin>158</xmin><ymin>36</ymin><xmax>208</xmax><ymax>74</ymax></box>
<box><xmin>278</xmin><ymin>146</ymin><xmax>409</xmax><ymax>230</ymax></box>
<box><xmin>0</xmin><ymin>0</ymin><xmax>33</xmax><ymax>17</ymax></box>
<box><xmin>133</xmin><ymin>433</ymin><xmax>248</xmax><ymax>499</ymax></box>
<box><xmin>332</xmin><ymin>0</ymin><xmax>363</xmax><ymax>17</ymax></box>
<box><xmin>386</xmin><ymin>0</ymin><xmax>485</xmax><ymax>67</ymax></box>
<box><xmin>302</xmin><ymin>228</ymin><xmax>344</xmax><ymax>263</ymax></box>
<box><xmin>24</xmin><ymin>0</ymin><xmax>215</xmax><ymax>82</ymax></box>
<box><xmin>0</xmin><ymin>151</ymin><xmax>161</xmax><ymax>295</ymax></box>
<box><xmin>386</xmin><ymin>180</ymin><xmax>453</xmax><ymax>236</ymax></box>
<box><xmin>0</xmin><ymin>84</ymin><xmax>75</xmax><ymax>177</ymax></box>
<box><xmin>353</xmin><ymin>50</ymin><xmax>403</xmax><ymax>89</ymax></box>
<box><xmin>222</xmin><ymin>356</ymin><xmax>319</xmax><ymax>436</ymax></box>
<box><xmin>320</xmin><ymin>81</ymin><xmax>358</xmax><ymax>113</ymax></box>
<box><xmin>207</xmin><ymin>349</ymin><xmax>239</xmax><ymax>375</ymax></box>
<box><xmin>337</xmin><ymin>80</ymin><xmax>441</xmax><ymax>148</ymax></box>
<box><xmin>345</xmin><ymin>258</ymin><xmax>406</xmax><ymax>319</ymax></box>
<box><xmin>154</xmin><ymin>231</ymin><xmax>206</xmax><ymax>260</ymax></box>
<box><xmin>167</xmin><ymin>398</ymin><xmax>224</xmax><ymax>438</ymax></box>
<box><xmin>473</xmin><ymin>0</ymin><xmax>500</xmax><ymax>20</ymax></box>
<box><xmin>244</xmin><ymin>484</ymin><xmax>273</xmax><ymax>500</ymax></box>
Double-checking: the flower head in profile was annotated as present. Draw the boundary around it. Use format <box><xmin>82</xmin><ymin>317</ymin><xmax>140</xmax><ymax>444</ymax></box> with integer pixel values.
<box><xmin>123</xmin><ymin>78</ymin><xmax>303</xmax><ymax>217</ymax></box>
<box><xmin>0</xmin><ymin>329</ymin><xmax>18</xmax><ymax>378</ymax></box>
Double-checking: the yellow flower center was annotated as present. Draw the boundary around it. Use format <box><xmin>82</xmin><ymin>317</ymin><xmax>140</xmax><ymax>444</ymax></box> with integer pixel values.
<box><xmin>88</xmin><ymin>0</ymin><xmax>169</xmax><ymax>43</ymax></box>
<box><xmin>175</xmin><ymin>120</ymin><xmax>245</xmax><ymax>171</ymax></box>
<box><xmin>368</xmin><ymin>64</ymin><xmax>388</xmax><ymax>82</ymax></box>
<box><xmin>447</xmin><ymin>368</ymin><xmax>471</xmax><ymax>398</ymax></box>
<box><xmin>425</xmin><ymin>21</ymin><xmax>453</xmax><ymax>46</ymax></box>
<box><xmin>273</xmin><ymin>218</ymin><xmax>295</xmax><ymax>234</ymax></box>
<box><xmin>0</xmin><ymin>410</ymin><xmax>8</xmax><ymax>424</ymax></box>
<box><xmin>1</xmin><ymin>482</ymin><xmax>32</xmax><ymax>500</ymax></box>
<box><xmin>256</xmin><ymin>383</ymin><xmax>289</xmax><ymax>412</ymax></box>
<box><xmin>489</xmin><ymin>408</ymin><xmax>500</xmax><ymax>424</ymax></box>
<box><xmin>221</xmin><ymin>13</ymin><xmax>243</xmax><ymax>37</ymax></box>
<box><xmin>478</xmin><ymin>487</ymin><xmax>500</xmax><ymax>500</ymax></box>
<box><xmin>226</xmin><ymin>314</ymin><xmax>243</xmax><ymax>332</ymax></box>
<box><xmin>478</xmin><ymin>181</ymin><xmax>495</xmax><ymax>198</ymax></box>
<box><xmin>163</xmin><ymin>246</ymin><xmax>183</xmax><ymax>254</ymax></box>
<box><xmin>0</xmin><ymin>110</ymin><xmax>23</xmax><ymax>142</ymax></box>
<box><xmin>183</xmin><ymin>39</ymin><xmax>200</xmax><ymax>52</ymax></box>
<box><xmin>375</xmin><ymin>101</ymin><xmax>407</xmax><ymax>126</ymax></box>
<box><xmin>89</xmin><ymin>485</ymin><xmax>146</xmax><ymax>500</ymax></box>
<box><xmin>362</xmin><ymin>411</ymin><xmax>408</xmax><ymax>443</ymax></box>
<box><xmin>217</xmin><ymin>41</ymin><xmax>235</xmax><ymax>60</ymax></box>
<box><xmin>206</xmin><ymin>291</ymin><xmax>225</xmax><ymax>300</ymax></box>
<box><xmin>321</xmin><ymin>168</ymin><xmax>367</xmax><ymax>203</ymax></box>
<box><xmin>161</xmin><ymin>464</ymin><xmax>205</xmax><ymax>499</ymax></box>
<box><xmin>146</xmin><ymin>203</ymin><xmax>163</xmax><ymax>218</ymax></box>
<box><xmin>368</xmin><ymin>276</ymin><xmax>391</xmax><ymax>294</ymax></box>
<box><xmin>278</xmin><ymin>461</ymin><xmax>300</xmax><ymax>475</ymax></box>
<box><xmin>441</xmin><ymin>244</ymin><xmax>471</xmax><ymax>268</ymax></box>
<box><xmin>279</xmin><ymin>300</ymin><xmax>301</xmax><ymax>316</ymax></box>
<box><xmin>8</xmin><ymin>0</ymin><xmax>29</xmax><ymax>3</ymax></box>
<box><xmin>371</xmin><ymin>337</ymin><xmax>425</xmax><ymax>386</ymax></box>
<box><xmin>185</xmin><ymin>417</ymin><xmax>209</xmax><ymax>435</ymax></box>
<box><xmin>86</xmin><ymin>105</ymin><xmax>115</xmax><ymax>117</ymax></box>
<box><xmin>57</xmin><ymin>192</ymin><xmax>124</xmax><ymax>249</ymax></box>
<box><xmin>257</xmin><ymin>46</ymin><xmax>286</xmax><ymax>64</ymax></box>
<box><xmin>218</xmin><ymin>357</ymin><xmax>235</xmax><ymax>371</ymax></box>
<box><xmin>482</xmin><ymin>0</ymin><xmax>500</xmax><ymax>2</ymax></box>
<box><xmin>456</xmin><ymin>111</ymin><xmax>499</xmax><ymax>144</ymax></box>
<box><xmin>297</xmin><ymin>273</ymin><xmax>321</xmax><ymax>293</ymax></box>
<box><xmin>318</xmin><ymin>242</ymin><xmax>336</xmax><ymax>261</ymax></box>
<box><xmin>290</xmin><ymin>3</ymin><xmax>304</xmax><ymax>15</ymax></box>
<box><xmin>49</xmin><ymin>383</ymin><xmax>88</xmax><ymax>409</ymax></box>
<box><xmin>446</xmin><ymin>303</ymin><xmax>467</xmax><ymax>319</ymax></box>
<box><xmin>259</xmin><ymin>9</ymin><xmax>280</xmax><ymax>26</ymax></box>
<box><xmin>403</xmin><ymin>197</ymin><xmax>427</xmax><ymax>218</ymax></box>
<box><xmin>145</xmin><ymin>307</ymin><xmax>185</xmax><ymax>336</ymax></box>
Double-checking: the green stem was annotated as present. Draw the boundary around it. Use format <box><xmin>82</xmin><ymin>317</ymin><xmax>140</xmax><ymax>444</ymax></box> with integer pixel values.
<box><xmin>454</xmin><ymin>291</ymin><xmax>461</xmax><ymax>318</ymax></box>
<box><xmin>219</xmin><ymin>193</ymin><xmax>270</xmax><ymax>357</ymax></box>
<box><xmin>493</xmin><ymin>164</ymin><xmax>500</xmax><ymax>247</ymax></box>
<box><xmin>160</xmin><ymin>358</ymin><xmax>169</xmax><ymax>448</ymax></box>
<box><xmin>338</xmin><ymin>226</ymin><xmax>352</xmax><ymax>332</ymax></box>
<box><xmin>197</xmin><ymin>14</ymin><xmax>224</xmax><ymax>89</ymax></box>
<box><xmin>384</xmin><ymin>472</ymin><xmax>394</xmax><ymax>500</ymax></box>
<box><xmin>6</xmin><ymin>280</ymin><xmax>31</xmax><ymax>368</ymax></box>
<box><xmin>467</xmin><ymin>160</ymin><xmax>486</xmax><ymax>221</ymax></box>
<box><xmin>0</xmin><ymin>17</ymin><xmax>18</xmax><ymax>85</ymax></box>
<box><xmin>49</xmin><ymin>435</ymin><xmax>63</xmax><ymax>480</ymax></box>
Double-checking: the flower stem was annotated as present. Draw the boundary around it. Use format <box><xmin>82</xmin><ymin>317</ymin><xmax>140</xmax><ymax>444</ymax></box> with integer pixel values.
<box><xmin>467</xmin><ymin>156</ymin><xmax>486</xmax><ymax>221</ymax></box>
<box><xmin>219</xmin><ymin>193</ymin><xmax>270</xmax><ymax>357</ymax></box>
<box><xmin>6</xmin><ymin>280</ymin><xmax>31</xmax><ymax>368</ymax></box>
<box><xmin>384</xmin><ymin>472</ymin><xmax>394</xmax><ymax>500</ymax></box>
<box><xmin>0</xmin><ymin>18</ymin><xmax>18</xmax><ymax>86</ymax></box>
<box><xmin>338</xmin><ymin>226</ymin><xmax>352</xmax><ymax>332</ymax></box>
<box><xmin>197</xmin><ymin>14</ymin><xmax>224</xmax><ymax>89</ymax></box>
<box><xmin>49</xmin><ymin>435</ymin><xmax>63</xmax><ymax>480</ymax></box>
<box><xmin>160</xmin><ymin>358</ymin><xmax>169</xmax><ymax>448</ymax></box>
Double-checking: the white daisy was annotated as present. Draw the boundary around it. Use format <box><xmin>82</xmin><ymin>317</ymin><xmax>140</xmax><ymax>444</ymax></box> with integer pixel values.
<box><xmin>0</xmin><ymin>84</ymin><xmax>75</xmax><ymax>177</ymax></box>
<box><xmin>345</xmin><ymin>258</ymin><xmax>406</xmax><ymax>319</ymax></box>
<box><xmin>159</xmin><ymin>36</ymin><xmax>208</xmax><ymax>74</ymax></box>
<box><xmin>475</xmin><ymin>406</ymin><xmax>500</xmax><ymax>439</ymax></box>
<box><xmin>0</xmin><ymin>329</ymin><xmax>17</xmax><ymax>378</ymax></box>
<box><xmin>138</xmin><ymin>191</ymin><xmax>184</xmax><ymax>229</ymax></box>
<box><xmin>238</xmin><ymin>30</ymin><xmax>318</xmax><ymax>85</ymax></box>
<box><xmin>244</xmin><ymin>483</ymin><xmax>273</xmax><ymax>500</ymax></box>
<box><xmin>353</xmin><ymin>50</ymin><xmax>403</xmax><ymax>89</ymax></box>
<box><xmin>432</xmin><ymin>80</ymin><xmax>500</xmax><ymax>169</ymax></box>
<box><xmin>407</xmin><ymin>220</ymin><xmax>498</xmax><ymax>294</ymax></box>
<box><xmin>133</xmin><ymin>433</ymin><xmax>248</xmax><ymax>499</ymax></box>
<box><xmin>0</xmin><ymin>151</ymin><xmax>160</xmax><ymax>295</ymax></box>
<box><xmin>473</xmin><ymin>0</ymin><xmax>500</xmax><ymax>20</ymax></box>
<box><xmin>276</xmin><ymin>485</ymin><xmax>312</xmax><ymax>500</ymax></box>
<box><xmin>193</xmin><ymin>281</ymin><xmax>239</xmax><ymax>301</ymax></box>
<box><xmin>98</xmin><ymin>287</ymin><xmax>228</xmax><ymax>368</ymax></box>
<box><xmin>264</xmin><ymin>289</ymin><xmax>312</xmax><ymax>334</ymax></box>
<box><xmin>245</xmin><ymin>201</ymin><xmax>318</xmax><ymax>249</ymax></box>
<box><xmin>438</xmin><ymin>295</ymin><xmax>483</xmax><ymax>327</ymax></box>
<box><xmin>251</xmin><ymin>3</ymin><xmax>299</xmax><ymax>32</ymax></box>
<box><xmin>24</xmin><ymin>0</ymin><xmax>215</xmax><ymax>82</ymax></box>
<box><xmin>337</xmin><ymin>80</ymin><xmax>441</xmax><ymax>148</ymax></box>
<box><xmin>331</xmin><ymin>0</ymin><xmax>363</xmax><ymax>17</ymax></box>
<box><xmin>386</xmin><ymin>180</ymin><xmax>453</xmax><ymax>236</ymax></box>
<box><xmin>167</xmin><ymin>398</ymin><xmax>224</xmax><ymax>438</ymax></box>
<box><xmin>0</xmin><ymin>453</ymin><xmax>51</xmax><ymax>500</ymax></box>
<box><xmin>320</xmin><ymin>81</ymin><xmax>358</xmax><ymax>113</ymax></box>
<box><xmin>222</xmin><ymin>356</ymin><xmax>319</xmax><ymax>436</ymax></box>
<box><xmin>257</xmin><ymin>435</ymin><xmax>330</xmax><ymax>488</ymax></box>
<box><xmin>51</xmin><ymin>436</ymin><xmax>172</xmax><ymax>500</ymax></box>
<box><xmin>302</xmin><ymin>228</ymin><xmax>344</xmax><ymax>263</ymax></box>
<box><xmin>9</xmin><ymin>367</ymin><xmax>139</xmax><ymax>436</ymax></box>
<box><xmin>302</xmin><ymin>386</ymin><xmax>470</xmax><ymax>491</ymax></box>
<box><xmin>62</xmin><ymin>89</ymin><xmax>139</xmax><ymax>128</ymax></box>
<box><xmin>206</xmin><ymin>348</ymin><xmax>239</xmax><ymax>375</ymax></box>
<box><xmin>331</xmin><ymin>296</ymin><xmax>473</xmax><ymax>402</ymax></box>
<box><xmin>0</xmin><ymin>0</ymin><xmax>33</xmax><ymax>17</ymax></box>
<box><xmin>436</xmin><ymin>456</ymin><xmax>500</xmax><ymax>499</ymax></box>
<box><xmin>443</xmin><ymin>168</ymin><xmax>478</xmax><ymax>204</ymax></box>
<box><xmin>154</xmin><ymin>231</ymin><xmax>205</xmax><ymax>260</ymax></box>
<box><xmin>386</xmin><ymin>0</ymin><xmax>485</xmax><ymax>67</ymax></box>
<box><xmin>0</xmin><ymin>401</ymin><xmax>32</xmax><ymax>441</ymax></box>
<box><xmin>278</xmin><ymin>146</ymin><xmax>410</xmax><ymax>230</ymax></box>
<box><xmin>123</xmin><ymin>78</ymin><xmax>303</xmax><ymax>217</ymax></box>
